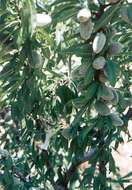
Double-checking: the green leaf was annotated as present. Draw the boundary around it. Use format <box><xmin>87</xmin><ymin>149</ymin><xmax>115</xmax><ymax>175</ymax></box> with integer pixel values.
<box><xmin>56</xmin><ymin>85</ymin><xmax>76</xmax><ymax>115</ymax></box>
<box><xmin>121</xmin><ymin>4</ymin><xmax>132</xmax><ymax>25</ymax></box>
<box><xmin>51</xmin><ymin>0</ymin><xmax>79</xmax><ymax>6</ymax></box>
<box><xmin>21</xmin><ymin>0</ymin><xmax>36</xmax><ymax>39</ymax></box>
<box><xmin>52</xmin><ymin>4</ymin><xmax>80</xmax><ymax>23</ymax></box>
<box><xmin>84</xmin><ymin>66</ymin><xmax>94</xmax><ymax>86</ymax></box>
<box><xmin>71</xmin><ymin>103</ymin><xmax>88</xmax><ymax>128</ymax></box>
<box><xmin>73</xmin><ymin>96</ymin><xmax>88</xmax><ymax>109</ymax></box>
<box><xmin>93</xmin><ymin>176</ymin><xmax>100</xmax><ymax>190</ymax></box>
<box><xmin>73</xmin><ymin>82</ymin><xmax>98</xmax><ymax>108</ymax></box>
<box><xmin>95</xmin><ymin>100</ymin><xmax>110</xmax><ymax>116</ymax></box>
<box><xmin>79</xmin><ymin>125</ymin><xmax>94</xmax><ymax>142</ymax></box>
<box><xmin>105</xmin><ymin>60</ymin><xmax>119</xmax><ymax>86</ymax></box>
<box><xmin>63</xmin><ymin>43</ymin><xmax>92</xmax><ymax>57</ymax></box>
<box><xmin>109</xmin><ymin>152</ymin><xmax>116</xmax><ymax>173</ymax></box>
<box><xmin>4</xmin><ymin>157</ymin><xmax>13</xmax><ymax>170</ymax></box>
<box><xmin>3</xmin><ymin>171</ymin><xmax>14</xmax><ymax>188</ymax></box>
<box><xmin>125</xmin><ymin>185</ymin><xmax>132</xmax><ymax>190</ymax></box>
<box><xmin>56</xmin><ymin>85</ymin><xmax>75</xmax><ymax>104</ymax></box>
<box><xmin>122</xmin><ymin>171</ymin><xmax>132</xmax><ymax>179</ymax></box>
<box><xmin>95</xmin><ymin>3</ymin><xmax>121</xmax><ymax>32</ymax></box>
<box><xmin>0</xmin><ymin>0</ymin><xmax>7</xmax><ymax>9</ymax></box>
<box><xmin>71</xmin><ymin>83</ymin><xmax>98</xmax><ymax>127</ymax></box>
<box><xmin>61</xmin><ymin>127</ymin><xmax>73</xmax><ymax>139</ymax></box>
<box><xmin>83</xmin><ymin>82</ymin><xmax>99</xmax><ymax>100</ymax></box>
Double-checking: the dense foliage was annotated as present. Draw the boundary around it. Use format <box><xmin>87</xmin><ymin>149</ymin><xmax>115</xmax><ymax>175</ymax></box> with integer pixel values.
<box><xmin>0</xmin><ymin>0</ymin><xmax>132</xmax><ymax>190</ymax></box>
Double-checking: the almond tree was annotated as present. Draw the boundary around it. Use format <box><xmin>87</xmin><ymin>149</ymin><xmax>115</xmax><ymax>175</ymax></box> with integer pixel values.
<box><xmin>0</xmin><ymin>0</ymin><xmax>132</xmax><ymax>190</ymax></box>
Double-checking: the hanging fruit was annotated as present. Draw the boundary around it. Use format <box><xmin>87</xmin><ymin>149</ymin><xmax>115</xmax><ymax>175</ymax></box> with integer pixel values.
<box><xmin>92</xmin><ymin>32</ymin><xmax>106</xmax><ymax>54</ymax></box>
<box><xmin>110</xmin><ymin>112</ymin><xmax>124</xmax><ymax>126</ymax></box>
<box><xmin>108</xmin><ymin>42</ymin><xmax>123</xmax><ymax>56</ymax></box>
<box><xmin>36</xmin><ymin>13</ymin><xmax>52</xmax><ymax>27</ymax></box>
<box><xmin>98</xmin><ymin>85</ymin><xmax>114</xmax><ymax>101</ymax></box>
<box><xmin>77</xmin><ymin>8</ymin><xmax>91</xmax><ymax>23</ymax></box>
<box><xmin>95</xmin><ymin>100</ymin><xmax>111</xmax><ymax>116</ymax></box>
<box><xmin>80</xmin><ymin>19</ymin><xmax>94</xmax><ymax>40</ymax></box>
<box><xmin>92</xmin><ymin>57</ymin><xmax>106</xmax><ymax>70</ymax></box>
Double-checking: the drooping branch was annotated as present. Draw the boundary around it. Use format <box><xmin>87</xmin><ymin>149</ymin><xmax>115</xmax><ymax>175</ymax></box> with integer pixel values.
<box><xmin>53</xmin><ymin>148</ymin><xmax>97</xmax><ymax>190</ymax></box>
<box><xmin>64</xmin><ymin>148</ymin><xmax>97</xmax><ymax>185</ymax></box>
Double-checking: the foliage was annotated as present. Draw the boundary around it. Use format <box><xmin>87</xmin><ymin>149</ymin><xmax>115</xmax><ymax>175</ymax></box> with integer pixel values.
<box><xmin>0</xmin><ymin>0</ymin><xmax>132</xmax><ymax>190</ymax></box>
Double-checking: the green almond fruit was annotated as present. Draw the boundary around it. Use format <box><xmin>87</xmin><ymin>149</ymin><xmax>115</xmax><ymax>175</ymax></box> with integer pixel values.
<box><xmin>92</xmin><ymin>56</ymin><xmax>106</xmax><ymax>70</ymax></box>
<box><xmin>108</xmin><ymin>42</ymin><xmax>123</xmax><ymax>56</ymax></box>
<box><xmin>77</xmin><ymin>8</ymin><xmax>91</xmax><ymax>23</ymax></box>
<box><xmin>110</xmin><ymin>112</ymin><xmax>124</xmax><ymax>126</ymax></box>
<box><xmin>93</xmin><ymin>32</ymin><xmax>106</xmax><ymax>54</ymax></box>
<box><xmin>80</xmin><ymin>19</ymin><xmax>94</xmax><ymax>40</ymax></box>
<box><xmin>99</xmin><ymin>85</ymin><xmax>114</xmax><ymax>101</ymax></box>
<box><xmin>95</xmin><ymin>100</ymin><xmax>110</xmax><ymax>116</ymax></box>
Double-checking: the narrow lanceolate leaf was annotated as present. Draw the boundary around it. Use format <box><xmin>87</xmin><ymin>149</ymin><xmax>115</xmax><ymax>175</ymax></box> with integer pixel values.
<box><xmin>104</xmin><ymin>60</ymin><xmax>119</xmax><ymax>86</ymax></box>
<box><xmin>51</xmin><ymin>0</ymin><xmax>79</xmax><ymax>6</ymax></box>
<box><xmin>83</xmin><ymin>82</ymin><xmax>99</xmax><ymax>101</ymax></box>
<box><xmin>71</xmin><ymin>102</ymin><xmax>89</xmax><ymax>128</ymax></box>
<box><xmin>84</xmin><ymin>66</ymin><xmax>94</xmax><ymax>85</ymax></box>
<box><xmin>98</xmin><ymin>84</ymin><xmax>114</xmax><ymax>101</ymax></box>
<box><xmin>21</xmin><ymin>0</ymin><xmax>36</xmax><ymax>38</ymax></box>
<box><xmin>63</xmin><ymin>43</ymin><xmax>92</xmax><ymax>56</ymax></box>
<box><xmin>71</xmin><ymin>82</ymin><xmax>98</xmax><ymax>127</ymax></box>
<box><xmin>121</xmin><ymin>4</ymin><xmax>132</xmax><ymax>25</ymax></box>
<box><xmin>125</xmin><ymin>185</ymin><xmax>132</xmax><ymax>190</ymax></box>
<box><xmin>52</xmin><ymin>4</ymin><xmax>80</xmax><ymax>23</ymax></box>
<box><xmin>94</xmin><ymin>3</ymin><xmax>121</xmax><ymax>32</ymax></box>
<box><xmin>95</xmin><ymin>101</ymin><xmax>110</xmax><ymax>116</ymax></box>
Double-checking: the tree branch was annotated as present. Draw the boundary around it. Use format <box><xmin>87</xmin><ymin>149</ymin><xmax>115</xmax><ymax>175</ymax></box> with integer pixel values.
<box><xmin>125</xmin><ymin>107</ymin><xmax>132</xmax><ymax>121</ymax></box>
<box><xmin>64</xmin><ymin>148</ymin><xmax>97</xmax><ymax>185</ymax></box>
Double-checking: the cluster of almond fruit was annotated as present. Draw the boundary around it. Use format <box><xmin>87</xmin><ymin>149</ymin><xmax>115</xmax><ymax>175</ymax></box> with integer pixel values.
<box><xmin>72</xmin><ymin>6</ymin><xmax>125</xmax><ymax>126</ymax></box>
